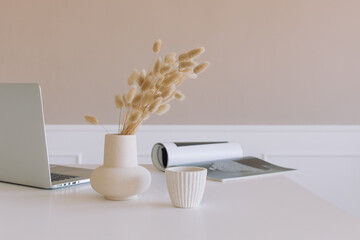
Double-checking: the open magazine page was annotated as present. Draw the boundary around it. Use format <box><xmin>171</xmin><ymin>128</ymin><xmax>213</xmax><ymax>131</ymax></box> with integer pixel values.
<box><xmin>151</xmin><ymin>142</ymin><xmax>294</xmax><ymax>182</ymax></box>
<box><xmin>181</xmin><ymin>157</ymin><xmax>294</xmax><ymax>182</ymax></box>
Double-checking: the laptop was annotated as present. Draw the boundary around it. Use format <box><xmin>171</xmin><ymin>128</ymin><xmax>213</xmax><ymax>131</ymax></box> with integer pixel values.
<box><xmin>0</xmin><ymin>83</ymin><xmax>92</xmax><ymax>189</ymax></box>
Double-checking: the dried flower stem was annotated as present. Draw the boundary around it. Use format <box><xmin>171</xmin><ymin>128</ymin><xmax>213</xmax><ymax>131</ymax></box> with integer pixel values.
<box><xmin>118</xmin><ymin>108</ymin><xmax>122</xmax><ymax>134</ymax></box>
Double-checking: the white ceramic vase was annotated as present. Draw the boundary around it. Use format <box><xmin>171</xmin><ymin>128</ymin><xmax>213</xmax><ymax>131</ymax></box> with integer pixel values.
<box><xmin>90</xmin><ymin>134</ymin><xmax>151</xmax><ymax>200</ymax></box>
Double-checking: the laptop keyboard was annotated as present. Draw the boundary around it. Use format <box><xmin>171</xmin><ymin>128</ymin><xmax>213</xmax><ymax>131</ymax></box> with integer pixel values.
<box><xmin>51</xmin><ymin>173</ymin><xmax>78</xmax><ymax>182</ymax></box>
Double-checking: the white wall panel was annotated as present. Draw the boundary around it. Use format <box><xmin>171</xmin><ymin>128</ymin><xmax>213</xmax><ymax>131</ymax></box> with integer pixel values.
<box><xmin>46</xmin><ymin>125</ymin><xmax>360</xmax><ymax>218</ymax></box>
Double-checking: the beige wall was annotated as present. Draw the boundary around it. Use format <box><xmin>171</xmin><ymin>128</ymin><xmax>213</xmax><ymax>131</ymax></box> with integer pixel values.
<box><xmin>1</xmin><ymin>0</ymin><xmax>359</xmax><ymax>124</ymax></box>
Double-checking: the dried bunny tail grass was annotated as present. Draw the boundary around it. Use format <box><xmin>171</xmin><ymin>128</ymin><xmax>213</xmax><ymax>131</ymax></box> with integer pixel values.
<box><xmin>176</xmin><ymin>75</ymin><xmax>186</xmax><ymax>86</ymax></box>
<box><xmin>148</xmin><ymin>97</ymin><xmax>163</xmax><ymax>113</ymax></box>
<box><xmin>193</xmin><ymin>62</ymin><xmax>209</xmax><ymax>74</ymax></box>
<box><xmin>115</xmin><ymin>94</ymin><xmax>124</xmax><ymax>108</ymax></box>
<box><xmin>141</xmin><ymin>91</ymin><xmax>154</xmax><ymax>106</ymax></box>
<box><xmin>178</xmin><ymin>47</ymin><xmax>205</xmax><ymax>62</ymax></box>
<box><xmin>178</xmin><ymin>53</ymin><xmax>190</xmax><ymax>62</ymax></box>
<box><xmin>132</xmin><ymin>94</ymin><xmax>142</xmax><ymax>107</ymax></box>
<box><xmin>165</xmin><ymin>92</ymin><xmax>176</xmax><ymax>102</ymax></box>
<box><xmin>126</xmin><ymin>85</ymin><xmax>137</xmax><ymax>103</ymax></box>
<box><xmin>140</xmin><ymin>79</ymin><xmax>152</xmax><ymax>91</ymax></box>
<box><xmin>174</xmin><ymin>91</ymin><xmax>185</xmax><ymax>100</ymax></box>
<box><xmin>161</xmin><ymin>85</ymin><xmax>175</xmax><ymax>99</ymax></box>
<box><xmin>123</xmin><ymin>94</ymin><xmax>130</xmax><ymax>108</ymax></box>
<box><xmin>137</xmin><ymin>69</ymin><xmax>146</xmax><ymax>86</ymax></box>
<box><xmin>152</xmin><ymin>39</ymin><xmax>162</xmax><ymax>53</ymax></box>
<box><xmin>159</xmin><ymin>65</ymin><xmax>171</xmax><ymax>74</ymax></box>
<box><xmin>142</xmin><ymin>109</ymin><xmax>150</xmax><ymax>118</ymax></box>
<box><xmin>154</xmin><ymin>92</ymin><xmax>162</xmax><ymax>99</ymax></box>
<box><xmin>84</xmin><ymin>115</ymin><xmax>99</xmax><ymax>125</ymax></box>
<box><xmin>145</xmin><ymin>73</ymin><xmax>156</xmax><ymax>89</ymax></box>
<box><xmin>137</xmin><ymin>77</ymin><xmax>145</xmax><ymax>87</ymax></box>
<box><xmin>162</xmin><ymin>72</ymin><xmax>182</xmax><ymax>86</ymax></box>
<box><xmin>187</xmin><ymin>47</ymin><xmax>205</xmax><ymax>59</ymax></box>
<box><xmin>164</xmin><ymin>52</ymin><xmax>176</xmax><ymax>64</ymax></box>
<box><xmin>181</xmin><ymin>67</ymin><xmax>193</xmax><ymax>73</ymax></box>
<box><xmin>156</xmin><ymin>104</ymin><xmax>171</xmax><ymax>115</ymax></box>
<box><xmin>128</xmin><ymin>70</ymin><xmax>139</xmax><ymax>86</ymax></box>
<box><xmin>129</xmin><ymin>110</ymin><xmax>142</xmax><ymax>122</ymax></box>
<box><xmin>155</xmin><ymin>75</ymin><xmax>165</xmax><ymax>88</ymax></box>
<box><xmin>179</xmin><ymin>61</ymin><xmax>196</xmax><ymax>69</ymax></box>
<box><xmin>153</xmin><ymin>58</ymin><xmax>161</xmax><ymax>74</ymax></box>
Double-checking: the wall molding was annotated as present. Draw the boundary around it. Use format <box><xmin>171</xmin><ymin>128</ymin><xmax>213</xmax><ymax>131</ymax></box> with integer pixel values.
<box><xmin>48</xmin><ymin>153</ymin><xmax>83</xmax><ymax>165</ymax></box>
<box><xmin>45</xmin><ymin>124</ymin><xmax>360</xmax><ymax>164</ymax></box>
<box><xmin>46</xmin><ymin>124</ymin><xmax>360</xmax><ymax>132</ymax></box>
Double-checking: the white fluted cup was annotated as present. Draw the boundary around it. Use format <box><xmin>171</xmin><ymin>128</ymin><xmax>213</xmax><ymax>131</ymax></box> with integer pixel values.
<box><xmin>165</xmin><ymin>167</ymin><xmax>207</xmax><ymax>208</ymax></box>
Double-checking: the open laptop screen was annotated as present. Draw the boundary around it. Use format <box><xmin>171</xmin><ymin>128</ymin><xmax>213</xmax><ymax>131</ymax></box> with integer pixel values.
<box><xmin>0</xmin><ymin>83</ymin><xmax>52</xmax><ymax>188</ymax></box>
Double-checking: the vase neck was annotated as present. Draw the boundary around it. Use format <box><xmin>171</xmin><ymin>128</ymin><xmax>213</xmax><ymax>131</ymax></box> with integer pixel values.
<box><xmin>103</xmin><ymin>135</ymin><xmax>138</xmax><ymax>167</ymax></box>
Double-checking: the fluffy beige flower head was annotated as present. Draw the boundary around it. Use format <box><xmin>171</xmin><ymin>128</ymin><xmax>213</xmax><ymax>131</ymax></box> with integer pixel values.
<box><xmin>115</xmin><ymin>94</ymin><xmax>123</xmax><ymax>108</ymax></box>
<box><xmin>153</xmin><ymin>39</ymin><xmax>162</xmax><ymax>53</ymax></box>
<box><xmin>194</xmin><ymin>62</ymin><xmax>210</xmax><ymax>74</ymax></box>
<box><xmin>84</xmin><ymin>115</ymin><xmax>99</xmax><ymax>125</ymax></box>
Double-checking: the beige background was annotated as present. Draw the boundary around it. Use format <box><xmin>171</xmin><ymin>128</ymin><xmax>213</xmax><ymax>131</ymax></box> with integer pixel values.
<box><xmin>0</xmin><ymin>0</ymin><xmax>359</xmax><ymax>125</ymax></box>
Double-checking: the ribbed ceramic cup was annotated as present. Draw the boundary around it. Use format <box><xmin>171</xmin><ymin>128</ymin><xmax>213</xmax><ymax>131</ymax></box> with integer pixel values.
<box><xmin>165</xmin><ymin>166</ymin><xmax>207</xmax><ymax>208</ymax></box>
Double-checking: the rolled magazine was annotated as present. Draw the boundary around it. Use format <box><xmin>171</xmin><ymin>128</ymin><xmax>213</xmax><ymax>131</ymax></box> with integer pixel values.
<box><xmin>151</xmin><ymin>141</ymin><xmax>294</xmax><ymax>182</ymax></box>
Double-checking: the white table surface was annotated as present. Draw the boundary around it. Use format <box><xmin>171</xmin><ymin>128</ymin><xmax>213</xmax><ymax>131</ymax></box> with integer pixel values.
<box><xmin>1</xmin><ymin>164</ymin><xmax>359</xmax><ymax>240</ymax></box>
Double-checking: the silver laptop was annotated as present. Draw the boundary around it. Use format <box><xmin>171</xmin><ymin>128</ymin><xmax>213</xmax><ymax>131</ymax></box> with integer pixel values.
<box><xmin>0</xmin><ymin>83</ymin><xmax>92</xmax><ymax>189</ymax></box>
